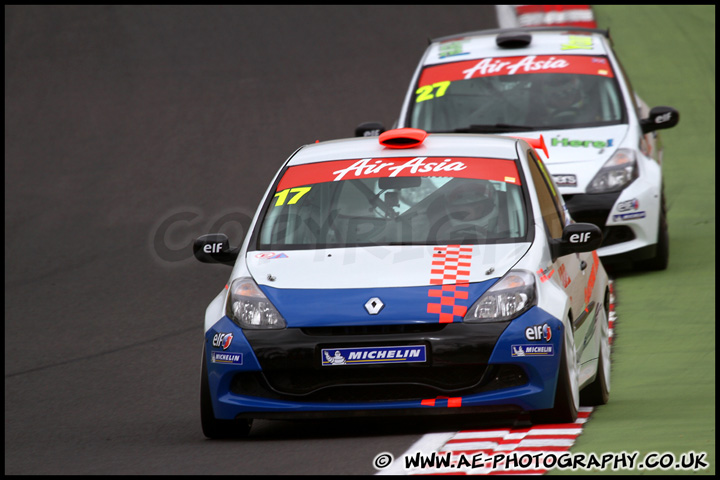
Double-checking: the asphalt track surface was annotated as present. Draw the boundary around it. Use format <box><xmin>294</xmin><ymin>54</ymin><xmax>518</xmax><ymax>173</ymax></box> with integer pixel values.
<box><xmin>4</xmin><ymin>5</ymin><xmax>509</xmax><ymax>475</ymax></box>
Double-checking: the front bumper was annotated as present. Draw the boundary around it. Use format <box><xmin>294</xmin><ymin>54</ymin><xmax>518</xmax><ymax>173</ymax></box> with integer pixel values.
<box><xmin>204</xmin><ymin>307</ymin><xmax>566</xmax><ymax>420</ymax></box>
<box><xmin>562</xmin><ymin>185</ymin><xmax>660</xmax><ymax>262</ymax></box>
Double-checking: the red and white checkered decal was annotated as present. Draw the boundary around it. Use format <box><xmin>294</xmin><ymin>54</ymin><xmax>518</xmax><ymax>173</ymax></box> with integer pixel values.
<box><xmin>426</xmin><ymin>245</ymin><xmax>473</xmax><ymax>324</ymax></box>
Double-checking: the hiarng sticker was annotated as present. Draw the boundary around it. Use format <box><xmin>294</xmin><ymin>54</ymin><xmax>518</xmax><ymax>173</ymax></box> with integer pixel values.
<box><xmin>277</xmin><ymin>157</ymin><xmax>521</xmax><ymax>191</ymax></box>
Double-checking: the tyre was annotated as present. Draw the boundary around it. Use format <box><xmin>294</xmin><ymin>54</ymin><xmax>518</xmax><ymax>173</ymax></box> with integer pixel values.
<box><xmin>201</xmin><ymin>347</ymin><xmax>252</xmax><ymax>439</ymax></box>
<box><xmin>636</xmin><ymin>191</ymin><xmax>669</xmax><ymax>271</ymax></box>
<box><xmin>530</xmin><ymin>340</ymin><xmax>579</xmax><ymax>424</ymax></box>
<box><xmin>580</xmin><ymin>291</ymin><xmax>611</xmax><ymax>406</ymax></box>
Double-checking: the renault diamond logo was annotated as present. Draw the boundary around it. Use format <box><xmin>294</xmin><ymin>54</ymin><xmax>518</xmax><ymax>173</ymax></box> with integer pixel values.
<box><xmin>364</xmin><ymin>297</ymin><xmax>384</xmax><ymax>315</ymax></box>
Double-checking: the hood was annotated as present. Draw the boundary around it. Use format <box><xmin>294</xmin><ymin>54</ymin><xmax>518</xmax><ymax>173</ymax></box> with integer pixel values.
<box><xmin>246</xmin><ymin>243</ymin><xmax>531</xmax><ymax>327</ymax></box>
<box><xmin>247</xmin><ymin>243</ymin><xmax>530</xmax><ymax>289</ymax></box>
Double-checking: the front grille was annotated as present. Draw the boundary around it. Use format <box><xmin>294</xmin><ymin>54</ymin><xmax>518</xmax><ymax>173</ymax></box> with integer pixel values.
<box><xmin>601</xmin><ymin>225</ymin><xmax>635</xmax><ymax>247</ymax></box>
<box><xmin>230</xmin><ymin>364</ymin><xmax>527</xmax><ymax>402</ymax></box>
<box><xmin>563</xmin><ymin>192</ymin><xmax>620</xmax><ymax>230</ymax></box>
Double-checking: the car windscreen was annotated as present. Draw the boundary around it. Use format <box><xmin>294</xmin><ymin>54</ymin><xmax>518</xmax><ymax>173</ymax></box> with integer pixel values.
<box><xmin>408</xmin><ymin>54</ymin><xmax>625</xmax><ymax>132</ymax></box>
<box><xmin>257</xmin><ymin>156</ymin><xmax>528</xmax><ymax>249</ymax></box>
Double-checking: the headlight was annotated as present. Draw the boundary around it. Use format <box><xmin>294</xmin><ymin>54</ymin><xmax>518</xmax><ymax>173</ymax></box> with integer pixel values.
<box><xmin>226</xmin><ymin>277</ymin><xmax>286</xmax><ymax>329</ymax></box>
<box><xmin>586</xmin><ymin>149</ymin><xmax>638</xmax><ymax>193</ymax></box>
<box><xmin>464</xmin><ymin>270</ymin><xmax>536</xmax><ymax>322</ymax></box>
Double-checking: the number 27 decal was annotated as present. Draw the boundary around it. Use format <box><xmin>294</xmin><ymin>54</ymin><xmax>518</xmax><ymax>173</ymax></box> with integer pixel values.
<box><xmin>274</xmin><ymin>186</ymin><xmax>311</xmax><ymax>206</ymax></box>
<box><xmin>415</xmin><ymin>81</ymin><xmax>451</xmax><ymax>103</ymax></box>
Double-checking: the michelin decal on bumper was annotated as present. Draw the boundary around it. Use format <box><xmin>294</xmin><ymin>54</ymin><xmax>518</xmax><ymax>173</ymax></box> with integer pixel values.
<box><xmin>512</xmin><ymin>344</ymin><xmax>555</xmax><ymax>356</ymax></box>
<box><xmin>211</xmin><ymin>352</ymin><xmax>244</xmax><ymax>364</ymax></box>
<box><xmin>322</xmin><ymin>346</ymin><xmax>427</xmax><ymax>366</ymax></box>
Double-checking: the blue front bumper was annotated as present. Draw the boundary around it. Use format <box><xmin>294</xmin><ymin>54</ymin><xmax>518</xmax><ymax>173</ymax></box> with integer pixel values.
<box><xmin>204</xmin><ymin>306</ymin><xmax>565</xmax><ymax>420</ymax></box>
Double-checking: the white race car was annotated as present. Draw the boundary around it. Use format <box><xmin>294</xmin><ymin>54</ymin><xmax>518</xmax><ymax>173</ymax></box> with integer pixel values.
<box><xmin>194</xmin><ymin>129</ymin><xmax>610</xmax><ymax>438</ymax></box>
<box><xmin>360</xmin><ymin>27</ymin><xmax>679</xmax><ymax>270</ymax></box>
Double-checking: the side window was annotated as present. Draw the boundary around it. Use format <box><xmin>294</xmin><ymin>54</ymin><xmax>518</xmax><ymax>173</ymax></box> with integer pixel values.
<box><xmin>611</xmin><ymin>50</ymin><xmax>640</xmax><ymax>117</ymax></box>
<box><xmin>527</xmin><ymin>150</ymin><xmax>565</xmax><ymax>238</ymax></box>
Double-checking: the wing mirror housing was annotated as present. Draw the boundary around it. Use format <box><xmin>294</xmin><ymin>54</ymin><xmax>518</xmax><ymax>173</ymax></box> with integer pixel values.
<box><xmin>640</xmin><ymin>106</ymin><xmax>679</xmax><ymax>134</ymax></box>
<box><xmin>550</xmin><ymin>223</ymin><xmax>603</xmax><ymax>261</ymax></box>
<box><xmin>355</xmin><ymin>121</ymin><xmax>385</xmax><ymax>137</ymax></box>
<box><xmin>193</xmin><ymin>233</ymin><xmax>239</xmax><ymax>266</ymax></box>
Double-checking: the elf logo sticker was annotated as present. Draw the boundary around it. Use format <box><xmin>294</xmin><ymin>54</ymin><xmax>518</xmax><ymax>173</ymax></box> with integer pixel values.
<box><xmin>569</xmin><ymin>232</ymin><xmax>592</xmax><ymax>243</ymax></box>
<box><xmin>616</xmin><ymin>198</ymin><xmax>640</xmax><ymax>212</ymax></box>
<box><xmin>552</xmin><ymin>174</ymin><xmax>577</xmax><ymax>186</ymax></box>
<box><xmin>212</xmin><ymin>332</ymin><xmax>234</xmax><ymax>350</ymax></box>
<box><xmin>525</xmin><ymin>323</ymin><xmax>552</xmax><ymax>342</ymax></box>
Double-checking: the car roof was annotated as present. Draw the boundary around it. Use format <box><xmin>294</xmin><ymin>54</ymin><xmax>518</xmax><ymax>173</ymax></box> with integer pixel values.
<box><xmin>286</xmin><ymin>132</ymin><xmax>523</xmax><ymax>167</ymax></box>
<box><xmin>423</xmin><ymin>27</ymin><xmax>612</xmax><ymax>66</ymax></box>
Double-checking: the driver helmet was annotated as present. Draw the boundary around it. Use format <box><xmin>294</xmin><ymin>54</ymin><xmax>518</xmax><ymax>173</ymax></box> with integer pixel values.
<box><xmin>541</xmin><ymin>74</ymin><xmax>583</xmax><ymax>110</ymax></box>
<box><xmin>446</xmin><ymin>180</ymin><xmax>497</xmax><ymax>225</ymax></box>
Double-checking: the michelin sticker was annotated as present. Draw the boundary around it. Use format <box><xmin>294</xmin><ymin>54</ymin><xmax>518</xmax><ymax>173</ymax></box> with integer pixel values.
<box><xmin>512</xmin><ymin>344</ymin><xmax>555</xmax><ymax>356</ymax></box>
<box><xmin>321</xmin><ymin>346</ymin><xmax>426</xmax><ymax>366</ymax></box>
<box><xmin>613</xmin><ymin>211</ymin><xmax>646</xmax><ymax>221</ymax></box>
<box><xmin>211</xmin><ymin>352</ymin><xmax>243</xmax><ymax>365</ymax></box>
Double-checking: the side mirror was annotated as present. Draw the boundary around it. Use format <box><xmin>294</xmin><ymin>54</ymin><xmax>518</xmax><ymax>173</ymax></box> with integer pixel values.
<box><xmin>640</xmin><ymin>106</ymin><xmax>679</xmax><ymax>134</ymax></box>
<box><xmin>193</xmin><ymin>233</ymin><xmax>239</xmax><ymax>266</ymax></box>
<box><xmin>550</xmin><ymin>223</ymin><xmax>603</xmax><ymax>261</ymax></box>
<box><xmin>355</xmin><ymin>121</ymin><xmax>385</xmax><ymax>137</ymax></box>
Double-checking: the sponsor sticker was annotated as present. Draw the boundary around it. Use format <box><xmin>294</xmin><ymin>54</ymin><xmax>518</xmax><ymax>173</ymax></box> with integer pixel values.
<box><xmin>552</xmin><ymin>174</ymin><xmax>577</xmax><ymax>186</ymax></box>
<box><xmin>438</xmin><ymin>41</ymin><xmax>469</xmax><ymax>59</ymax></box>
<box><xmin>277</xmin><ymin>157</ymin><xmax>521</xmax><ymax>191</ymax></box>
<box><xmin>418</xmin><ymin>55</ymin><xmax>615</xmax><ymax>87</ymax></box>
<box><xmin>511</xmin><ymin>344</ymin><xmax>555</xmax><ymax>356</ymax></box>
<box><xmin>550</xmin><ymin>137</ymin><xmax>614</xmax><ymax>148</ymax></box>
<box><xmin>211</xmin><ymin>352</ymin><xmax>243</xmax><ymax>365</ymax></box>
<box><xmin>255</xmin><ymin>252</ymin><xmax>288</xmax><ymax>259</ymax></box>
<box><xmin>613</xmin><ymin>211</ymin><xmax>646</xmax><ymax>222</ymax></box>
<box><xmin>616</xmin><ymin>198</ymin><xmax>640</xmax><ymax>212</ymax></box>
<box><xmin>321</xmin><ymin>345</ymin><xmax>427</xmax><ymax>366</ymax></box>
<box><xmin>525</xmin><ymin>323</ymin><xmax>553</xmax><ymax>342</ymax></box>
<box><xmin>212</xmin><ymin>332</ymin><xmax>234</xmax><ymax>350</ymax></box>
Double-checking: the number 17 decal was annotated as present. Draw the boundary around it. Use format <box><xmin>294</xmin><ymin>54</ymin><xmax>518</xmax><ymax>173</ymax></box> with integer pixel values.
<box><xmin>274</xmin><ymin>186</ymin><xmax>312</xmax><ymax>206</ymax></box>
<box><xmin>415</xmin><ymin>81</ymin><xmax>451</xmax><ymax>103</ymax></box>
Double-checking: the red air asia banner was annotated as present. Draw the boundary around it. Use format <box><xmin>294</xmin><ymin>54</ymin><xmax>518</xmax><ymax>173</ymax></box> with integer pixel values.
<box><xmin>276</xmin><ymin>157</ymin><xmax>521</xmax><ymax>191</ymax></box>
<box><xmin>419</xmin><ymin>55</ymin><xmax>613</xmax><ymax>87</ymax></box>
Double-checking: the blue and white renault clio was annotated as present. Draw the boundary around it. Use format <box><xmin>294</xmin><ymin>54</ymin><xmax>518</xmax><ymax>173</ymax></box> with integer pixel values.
<box><xmin>194</xmin><ymin>129</ymin><xmax>611</xmax><ymax>438</ymax></box>
<box><xmin>362</xmin><ymin>27</ymin><xmax>679</xmax><ymax>270</ymax></box>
